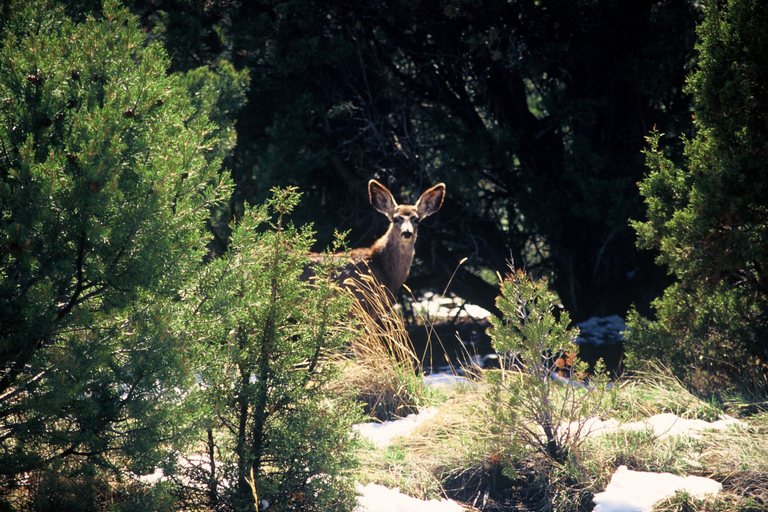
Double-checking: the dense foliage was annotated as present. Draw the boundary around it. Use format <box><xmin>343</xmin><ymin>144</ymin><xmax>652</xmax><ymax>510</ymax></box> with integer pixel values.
<box><xmin>0</xmin><ymin>0</ymin><xmax>235</xmax><ymax>485</ymax></box>
<box><xmin>2</xmin><ymin>0</ymin><xmax>765</xmax><ymax>509</ymax></box>
<box><xmin>133</xmin><ymin>0</ymin><xmax>700</xmax><ymax>321</ymax></box>
<box><xmin>0</xmin><ymin>1</ymin><xmax>363</xmax><ymax>508</ymax></box>
<box><xmin>626</xmin><ymin>0</ymin><xmax>768</xmax><ymax>385</ymax></box>
<box><xmin>183</xmin><ymin>188</ymin><xmax>361</xmax><ymax>512</ymax></box>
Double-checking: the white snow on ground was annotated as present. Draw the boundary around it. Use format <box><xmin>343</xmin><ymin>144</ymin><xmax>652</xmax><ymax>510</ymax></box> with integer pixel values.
<box><xmin>575</xmin><ymin>315</ymin><xmax>626</xmax><ymax>345</ymax></box>
<box><xmin>139</xmin><ymin>390</ymin><xmax>738</xmax><ymax>512</ymax></box>
<box><xmin>575</xmin><ymin>412</ymin><xmax>741</xmax><ymax>440</ymax></box>
<box><xmin>354</xmin><ymin>407</ymin><xmax>439</xmax><ymax>448</ymax></box>
<box><xmin>355</xmin><ymin>483</ymin><xmax>464</xmax><ymax>512</ymax></box>
<box><xmin>352</xmin><ymin>374</ymin><xmax>475</xmax><ymax>448</ymax></box>
<box><xmin>422</xmin><ymin>372</ymin><xmax>476</xmax><ymax>389</ymax></box>
<box><xmin>137</xmin><ymin>395</ymin><xmax>738</xmax><ymax>512</ymax></box>
<box><xmin>354</xmin><ymin>404</ymin><xmax>464</xmax><ymax>511</ymax></box>
<box><xmin>141</xmin><ymin>367</ymin><xmax>740</xmax><ymax>512</ymax></box>
<box><xmin>410</xmin><ymin>292</ymin><xmax>491</xmax><ymax>320</ymax></box>
<box><xmin>593</xmin><ymin>465</ymin><xmax>722</xmax><ymax>512</ymax></box>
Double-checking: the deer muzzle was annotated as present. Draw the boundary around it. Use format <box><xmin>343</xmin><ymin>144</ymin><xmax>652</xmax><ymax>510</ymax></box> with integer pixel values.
<box><xmin>400</xmin><ymin>220</ymin><xmax>415</xmax><ymax>239</ymax></box>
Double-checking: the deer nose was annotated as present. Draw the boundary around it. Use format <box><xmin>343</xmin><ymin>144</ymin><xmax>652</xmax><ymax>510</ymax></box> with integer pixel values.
<box><xmin>402</xmin><ymin>231</ymin><xmax>413</xmax><ymax>239</ymax></box>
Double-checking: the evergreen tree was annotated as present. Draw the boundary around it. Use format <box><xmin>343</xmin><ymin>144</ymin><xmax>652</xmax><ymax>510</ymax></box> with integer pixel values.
<box><xmin>185</xmin><ymin>188</ymin><xmax>360</xmax><ymax>512</ymax></box>
<box><xmin>627</xmin><ymin>0</ymin><xmax>768</xmax><ymax>384</ymax></box>
<box><xmin>0</xmin><ymin>0</ymin><xmax>236</xmax><ymax>488</ymax></box>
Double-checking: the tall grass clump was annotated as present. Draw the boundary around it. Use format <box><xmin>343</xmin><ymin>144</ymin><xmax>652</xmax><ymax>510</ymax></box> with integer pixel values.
<box><xmin>340</xmin><ymin>272</ymin><xmax>432</xmax><ymax>421</ymax></box>
<box><xmin>486</xmin><ymin>262</ymin><xmax>616</xmax><ymax>464</ymax></box>
<box><xmin>615</xmin><ymin>362</ymin><xmax>725</xmax><ymax>422</ymax></box>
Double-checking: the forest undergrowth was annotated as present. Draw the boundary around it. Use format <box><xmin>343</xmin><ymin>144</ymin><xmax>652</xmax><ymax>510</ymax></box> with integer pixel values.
<box><xmin>352</xmin><ymin>269</ymin><xmax>768</xmax><ymax>512</ymax></box>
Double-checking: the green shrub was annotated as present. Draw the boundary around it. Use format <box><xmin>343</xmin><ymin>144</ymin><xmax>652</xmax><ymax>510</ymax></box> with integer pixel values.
<box><xmin>628</xmin><ymin>0</ymin><xmax>768</xmax><ymax>387</ymax></box>
<box><xmin>486</xmin><ymin>263</ymin><xmax>615</xmax><ymax>464</ymax></box>
<box><xmin>0</xmin><ymin>0</ymin><xmax>237</xmax><ymax>490</ymax></box>
<box><xmin>184</xmin><ymin>187</ymin><xmax>361</xmax><ymax>512</ymax></box>
<box><xmin>25</xmin><ymin>462</ymin><xmax>175</xmax><ymax>512</ymax></box>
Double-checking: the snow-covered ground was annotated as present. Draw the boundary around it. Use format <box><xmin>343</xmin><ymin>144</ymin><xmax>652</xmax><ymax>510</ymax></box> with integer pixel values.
<box><xmin>409</xmin><ymin>292</ymin><xmax>492</xmax><ymax>320</ymax></box>
<box><xmin>354</xmin><ymin>377</ymin><xmax>740</xmax><ymax>512</ymax></box>
<box><xmin>409</xmin><ymin>293</ymin><xmax>627</xmax><ymax>348</ymax></box>
<box><xmin>144</xmin><ymin>303</ymin><xmax>735</xmax><ymax>512</ymax></box>
<box><xmin>355</xmin><ymin>483</ymin><xmax>464</xmax><ymax>512</ymax></box>
<box><xmin>354</xmin><ymin>407</ymin><xmax>440</xmax><ymax>448</ymax></box>
<box><xmin>354</xmin><ymin>404</ymin><xmax>463</xmax><ymax>512</ymax></box>
<box><xmin>574</xmin><ymin>315</ymin><xmax>626</xmax><ymax>345</ymax></box>
<box><xmin>593</xmin><ymin>465</ymin><xmax>723</xmax><ymax>512</ymax></box>
<box><xmin>574</xmin><ymin>412</ymin><xmax>740</xmax><ymax>440</ymax></box>
<box><xmin>140</xmin><ymin>379</ymin><xmax>737</xmax><ymax>512</ymax></box>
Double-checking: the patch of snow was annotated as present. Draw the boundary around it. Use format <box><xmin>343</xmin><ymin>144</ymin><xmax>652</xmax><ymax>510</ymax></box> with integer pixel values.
<box><xmin>134</xmin><ymin>454</ymin><xmax>226</xmax><ymax>487</ymax></box>
<box><xmin>409</xmin><ymin>292</ymin><xmax>491</xmax><ymax>320</ymax></box>
<box><xmin>463</xmin><ymin>303</ymin><xmax>492</xmax><ymax>319</ymax></box>
<box><xmin>141</xmin><ymin>384</ymin><xmax>740</xmax><ymax>512</ymax></box>
<box><xmin>593</xmin><ymin>465</ymin><xmax>722</xmax><ymax>512</ymax></box>
<box><xmin>575</xmin><ymin>315</ymin><xmax>626</xmax><ymax>345</ymax></box>
<box><xmin>422</xmin><ymin>373</ymin><xmax>475</xmax><ymax>389</ymax></box>
<box><xmin>136</xmin><ymin>467</ymin><xmax>165</xmax><ymax>485</ymax></box>
<box><xmin>573</xmin><ymin>413</ymin><xmax>741</xmax><ymax>440</ymax></box>
<box><xmin>354</xmin><ymin>408</ymin><xmax>439</xmax><ymax>448</ymax></box>
<box><xmin>624</xmin><ymin>413</ymin><xmax>740</xmax><ymax>439</ymax></box>
<box><xmin>355</xmin><ymin>483</ymin><xmax>463</xmax><ymax>512</ymax></box>
<box><xmin>354</xmin><ymin>411</ymin><xmax>736</xmax><ymax>512</ymax></box>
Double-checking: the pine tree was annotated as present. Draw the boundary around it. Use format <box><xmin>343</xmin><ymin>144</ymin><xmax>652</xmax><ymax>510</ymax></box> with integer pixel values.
<box><xmin>0</xmin><ymin>0</ymin><xmax>234</xmax><ymax>487</ymax></box>
<box><xmin>185</xmin><ymin>187</ymin><xmax>361</xmax><ymax>512</ymax></box>
<box><xmin>627</xmin><ymin>0</ymin><xmax>768</xmax><ymax>384</ymax></box>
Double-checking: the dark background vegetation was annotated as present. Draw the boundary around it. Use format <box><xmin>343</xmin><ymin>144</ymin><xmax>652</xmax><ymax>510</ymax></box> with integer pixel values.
<box><xmin>130</xmin><ymin>0</ymin><xmax>700</xmax><ymax>322</ymax></box>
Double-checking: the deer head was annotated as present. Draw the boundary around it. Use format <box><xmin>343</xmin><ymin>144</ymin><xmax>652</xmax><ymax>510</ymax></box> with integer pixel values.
<box><xmin>368</xmin><ymin>180</ymin><xmax>445</xmax><ymax>248</ymax></box>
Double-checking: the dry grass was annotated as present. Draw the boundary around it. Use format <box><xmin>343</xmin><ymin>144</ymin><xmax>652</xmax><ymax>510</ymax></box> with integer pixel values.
<box><xmin>699</xmin><ymin>412</ymin><xmax>768</xmax><ymax>507</ymax></box>
<box><xmin>357</xmin><ymin>383</ymin><xmax>498</xmax><ymax>502</ymax></box>
<box><xmin>580</xmin><ymin>373</ymin><xmax>768</xmax><ymax>512</ymax></box>
<box><xmin>593</xmin><ymin>423</ymin><xmax>755</xmax><ymax>510</ymax></box>
<box><xmin>615</xmin><ymin>362</ymin><xmax>724</xmax><ymax>422</ymax></box>
<box><xmin>358</xmin><ymin>377</ymin><xmax>608</xmax><ymax>511</ymax></box>
<box><xmin>328</xmin><ymin>263</ymin><xmax>768</xmax><ymax>511</ymax></box>
<box><xmin>337</xmin><ymin>273</ymin><xmax>432</xmax><ymax>421</ymax></box>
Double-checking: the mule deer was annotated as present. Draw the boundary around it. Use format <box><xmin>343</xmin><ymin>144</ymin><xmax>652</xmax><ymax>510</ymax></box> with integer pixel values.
<box><xmin>307</xmin><ymin>179</ymin><xmax>445</xmax><ymax>314</ymax></box>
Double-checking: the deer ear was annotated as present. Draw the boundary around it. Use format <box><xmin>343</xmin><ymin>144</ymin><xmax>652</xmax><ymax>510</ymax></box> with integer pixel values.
<box><xmin>369</xmin><ymin>180</ymin><xmax>396</xmax><ymax>217</ymax></box>
<box><xmin>416</xmin><ymin>183</ymin><xmax>445</xmax><ymax>218</ymax></box>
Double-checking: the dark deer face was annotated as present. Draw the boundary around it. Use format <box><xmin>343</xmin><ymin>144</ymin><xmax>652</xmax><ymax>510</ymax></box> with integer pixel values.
<box><xmin>369</xmin><ymin>180</ymin><xmax>445</xmax><ymax>246</ymax></box>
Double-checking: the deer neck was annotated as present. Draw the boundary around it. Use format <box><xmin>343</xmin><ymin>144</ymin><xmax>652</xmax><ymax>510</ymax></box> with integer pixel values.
<box><xmin>371</xmin><ymin>224</ymin><xmax>416</xmax><ymax>295</ymax></box>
